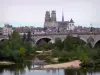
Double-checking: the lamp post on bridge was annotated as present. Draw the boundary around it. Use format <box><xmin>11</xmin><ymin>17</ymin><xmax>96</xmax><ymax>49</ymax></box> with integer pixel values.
<box><xmin>90</xmin><ymin>23</ymin><xmax>95</xmax><ymax>34</ymax></box>
<box><xmin>90</xmin><ymin>24</ymin><xmax>94</xmax><ymax>33</ymax></box>
<box><xmin>57</xmin><ymin>27</ymin><xmax>60</xmax><ymax>34</ymax></box>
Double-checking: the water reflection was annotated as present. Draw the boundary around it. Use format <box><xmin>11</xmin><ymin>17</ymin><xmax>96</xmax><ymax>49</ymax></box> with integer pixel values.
<box><xmin>64</xmin><ymin>68</ymin><xmax>100</xmax><ymax>75</ymax></box>
<box><xmin>0</xmin><ymin>60</ymin><xmax>100</xmax><ymax>75</ymax></box>
<box><xmin>64</xmin><ymin>69</ymin><xmax>89</xmax><ymax>75</ymax></box>
<box><xmin>0</xmin><ymin>60</ymin><xmax>32</xmax><ymax>75</ymax></box>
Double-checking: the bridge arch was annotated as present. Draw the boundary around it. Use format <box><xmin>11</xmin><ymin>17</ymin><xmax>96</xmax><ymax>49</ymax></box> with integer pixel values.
<box><xmin>35</xmin><ymin>37</ymin><xmax>53</xmax><ymax>44</ymax></box>
<box><xmin>35</xmin><ymin>37</ymin><xmax>54</xmax><ymax>47</ymax></box>
<box><xmin>0</xmin><ymin>38</ymin><xmax>8</xmax><ymax>41</ymax></box>
<box><xmin>93</xmin><ymin>37</ymin><xmax>100</xmax><ymax>48</ymax></box>
<box><xmin>71</xmin><ymin>37</ymin><xmax>87</xmax><ymax>44</ymax></box>
<box><xmin>0</xmin><ymin>39</ymin><xmax>7</xmax><ymax>41</ymax></box>
<box><xmin>70</xmin><ymin>36</ymin><xmax>87</xmax><ymax>44</ymax></box>
<box><xmin>94</xmin><ymin>40</ymin><xmax>100</xmax><ymax>48</ymax></box>
<box><xmin>76</xmin><ymin>37</ymin><xmax>87</xmax><ymax>44</ymax></box>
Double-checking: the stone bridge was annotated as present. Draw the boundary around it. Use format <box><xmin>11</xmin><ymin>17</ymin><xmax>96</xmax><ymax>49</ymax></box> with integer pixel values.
<box><xmin>0</xmin><ymin>33</ymin><xmax>100</xmax><ymax>48</ymax></box>
<box><xmin>31</xmin><ymin>33</ymin><xmax>100</xmax><ymax>47</ymax></box>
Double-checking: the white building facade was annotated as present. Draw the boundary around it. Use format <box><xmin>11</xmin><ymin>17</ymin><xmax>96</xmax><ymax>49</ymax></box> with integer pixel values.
<box><xmin>3</xmin><ymin>24</ymin><xmax>13</xmax><ymax>36</ymax></box>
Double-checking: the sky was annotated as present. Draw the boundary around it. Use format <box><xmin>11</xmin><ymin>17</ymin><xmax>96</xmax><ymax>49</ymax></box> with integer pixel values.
<box><xmin>0</xmin><ymin>0</ymin><xmax>100</xmax><ymax>27</ymax></box>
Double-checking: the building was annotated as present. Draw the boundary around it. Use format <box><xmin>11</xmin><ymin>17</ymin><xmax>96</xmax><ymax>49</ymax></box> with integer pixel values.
<box><xmin>15</xmin><ymin>26</ymin><xmax>45</xmax><ymax>34</ymax></box>
<box><xmin>2</xmin><ymin>24</ymin><xmax>13</xmax><ymax>36</ymax></box>
<box><xmin>44</xmin><ymin>10</ymin><xmax>75</xmax><ymax>31</ymax></box>
<box><xmin>15</xmin><ymin>26</ymin><xmax>31</xmax><ymax>33</ymax></box>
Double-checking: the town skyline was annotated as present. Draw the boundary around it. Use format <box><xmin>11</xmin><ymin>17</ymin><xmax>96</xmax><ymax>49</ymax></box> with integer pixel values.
<box><xmin>0</xmin><ymin>0</ymin><xmax>100</xmax><ymax>27</ymax></box>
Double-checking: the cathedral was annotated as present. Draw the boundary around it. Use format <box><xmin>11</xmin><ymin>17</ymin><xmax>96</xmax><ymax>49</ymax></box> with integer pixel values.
<box><xmin>44</xmin><ymin>10</ymin><xmax>75</xmax><ymax>30</ymax></box>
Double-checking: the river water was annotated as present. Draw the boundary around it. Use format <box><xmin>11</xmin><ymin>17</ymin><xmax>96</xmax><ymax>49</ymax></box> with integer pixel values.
<box><xmin>0</xmin><ymin>61</ymin><xmax>100</xmax><ymax>75</ymax></box>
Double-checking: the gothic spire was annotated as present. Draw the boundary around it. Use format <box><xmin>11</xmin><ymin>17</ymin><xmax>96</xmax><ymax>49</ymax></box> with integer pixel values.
<box><xmin>70</xmin><ymin>18</ymin><xmax>74</xmax><ymax>23</ymax></box>
<box><xmin>62</xmin><ymin>11</ymin><xmax>64</xmax><ymax>22</ymax></box>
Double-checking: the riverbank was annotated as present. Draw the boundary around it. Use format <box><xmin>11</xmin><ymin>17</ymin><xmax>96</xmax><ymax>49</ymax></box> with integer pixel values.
<box><xmin>0</xmin><ymin>61</ymin><xmax>15</xmax><ymax>65</ymax></box>
<box><xmin>32</xmin><ymin>60</ymin><xmax>81</xmax><ymax>70</ymax></box>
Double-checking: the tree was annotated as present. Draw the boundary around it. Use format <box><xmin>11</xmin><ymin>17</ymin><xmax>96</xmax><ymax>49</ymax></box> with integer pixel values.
<box><xmin>11</xmin><ymin>30</ymin><xmax>20</xmax><ymax>40</ymax></box>
<box><xmin>63</xmin><ymin>36</ymin><xmax>74</xmax><ymax>51</ymax></box>
<box><xmin>26</xmin><ymin>31</ymin><xmax>32</xmax><ymax>42</ymax></box>
<box><xmin>48</xmin><ymin>42</ymin><xmax>54</xmax><ymax>49</ymax></box>
<box><xmin>19</xmin><ymin>47</ymin><xmax>25</xmax><ymax>57</ymax></box>
<box><xmin>54</xmin><ymin>38</ymin><xmax>63</xmax><ymax>50</ymax></box>
<box><xmin>0</xmin><ymin>30</ymin><xmax>36</xmax><ymax>62</ymax></box>
<box><xmin>63</xmin><ymin>35</ymin><xmax>86</xmax><ymax>51</ymax></box>
<box><xmin>22</xmin><ymin>33</ymin><xmax>26</xmax><ymax>42</ymax></box>
<box><xmin>43</xmin><ymin>43</ymin><xmax>49</xmax><ymax>50</ymax></box>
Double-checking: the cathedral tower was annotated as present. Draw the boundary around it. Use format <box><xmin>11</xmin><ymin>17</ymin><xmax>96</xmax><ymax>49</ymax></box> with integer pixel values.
<box><xmin>51</xmin><ymin>10</ymin><xmax>56</xmax><ymax>22</ymax></box>
<box><xmin>45</xmin><ymin>11</ymin><xmax>51</xmax><ymax>22</ymax></box>
<box><xmin>68</xmin><ymin>18</ymin><xmax>75</xmax><ymax>30</ymax></box>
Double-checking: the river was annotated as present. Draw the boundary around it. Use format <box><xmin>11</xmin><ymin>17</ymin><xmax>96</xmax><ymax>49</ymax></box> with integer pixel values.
<box><xmin>0</xmin><ymin>61</ymin><xmax>100</xmax><ymax>75</ymax></box>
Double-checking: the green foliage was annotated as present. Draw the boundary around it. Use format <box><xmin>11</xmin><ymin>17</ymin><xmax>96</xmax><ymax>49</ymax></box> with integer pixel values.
<box><xmin>43</xmin><ymin>43</ymin><xmax>49</xmax><ymax>50</ymax></box>
<box><xmin>26</xmin><ymin>31</ymin><xmax>32</xmax><ymax>42</ymax></box>
<box><xmin>63</xmin><ymin>36</ymin><xmax>86</xmax><ymax>52</ymax></box>
<box><xmin>54</xmin><ymin>38</ymin><xmax>63</xmax><ymax>50</ymax></box>
<box><xmin>45</xmin><ymin>56</ymin><xmax>52</xmax><ymax>62</ymax></box>
<box><xmin>43</xmin><ymin>42</ymin><xmax>54</xmax><ymax>51</ymax></box>
<box><xmin>52</xmin><ymin>47</ymin><xmax>60</xmax><ymax>57</ymax></box>
<box><xmin>48</xmin><ymin>42</ymin><xmax>54</xmax><ymax>49</ymax></box>
<box><xmin>19</xmin><ymin>47</ymin><xmax>25</xmax><ymax>57</ymax></box>
<box><xmin>11</xmin><ymin>30</ymin><xmax>20</xmax><ymax>40</ymax></box>
<box><xmin>80</xmin><ymin>53</ymin><xmax>88</xmax><ymax>64</ymax></box>
<box><xmin>0</xmin><ymin>30</ymin><xmax>35</xmax><ymax>62</ymax></box>
<box><xmin>25</xmin><ymin>43</ymin><xmax>35</xmax><ymax>55</ymax></box>
<box><xmin>22</xmin><ymin>33</ymin><xmax>27</xmax><ymax>42</ymax></box>
<box><xmin>51</xmin><ymin>35</ymin><xmax>100</xmax><ymax>67</ymax></box>
<box><xmin>64</xmin><ymin>36</ymin><xmax>74</xmax><ymax>51</ymax></box>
